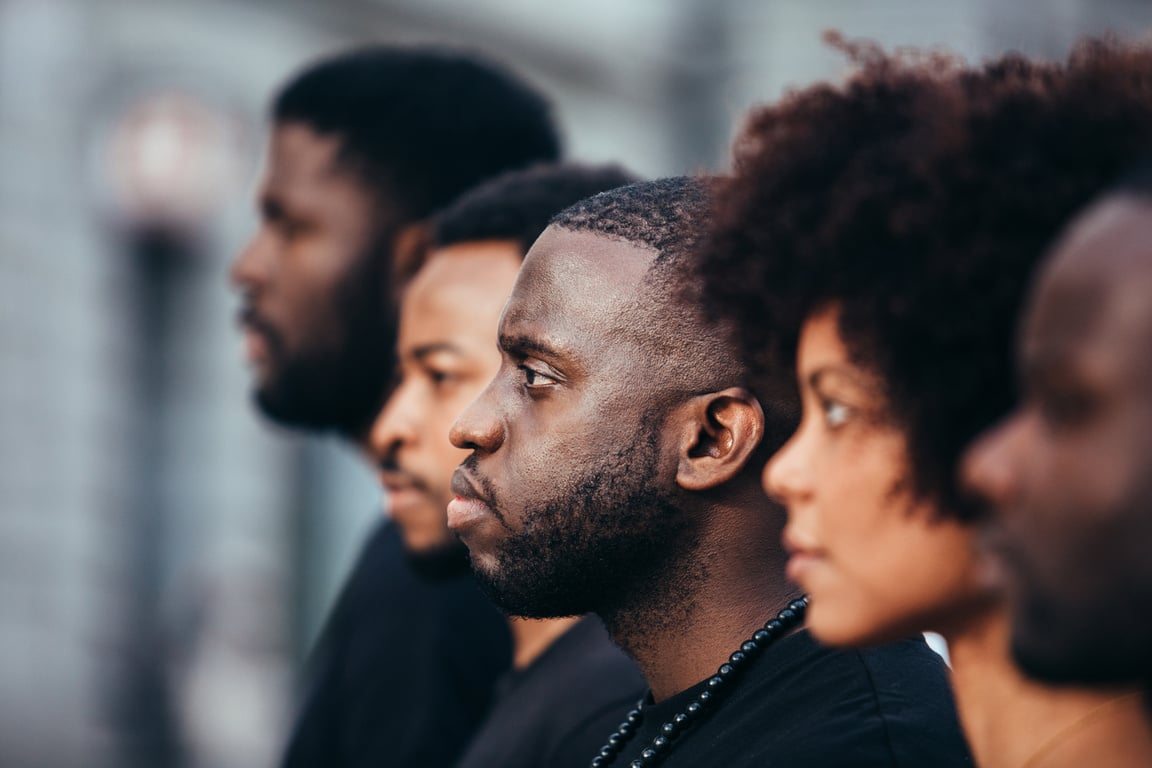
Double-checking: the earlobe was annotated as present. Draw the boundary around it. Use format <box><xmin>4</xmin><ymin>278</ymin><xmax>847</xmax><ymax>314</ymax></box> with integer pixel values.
<box><xmin>676</xmin><ymin>388</ymin><xmax>765</xmax><ymax>492</ymax></box>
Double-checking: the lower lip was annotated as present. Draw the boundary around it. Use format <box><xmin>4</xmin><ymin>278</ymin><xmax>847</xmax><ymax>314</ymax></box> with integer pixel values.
<box><xmin>243</xmin><ymin>329</ymin><xmax>269</xmax><ymax>364</ymax></box>
<box><xmin>447</xmin><ymin>496</ymin><xmax>491</xmax><ymax>530</ymax></box>
<box><xmin>786</xmin><ymin>552</ymin><xmax>820</xmax><ymax>585</ymax></box>
<box><xmin>383</xmin><ymin>485</ymin><xmax>421</xmax><ymax>510</ymax></box>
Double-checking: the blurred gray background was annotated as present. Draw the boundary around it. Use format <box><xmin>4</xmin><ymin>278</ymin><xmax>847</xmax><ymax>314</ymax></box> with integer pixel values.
<box><xmin>2</xmin><ymin>1</ymin><xmax>1149</xmax><ymax>766</ymax></box>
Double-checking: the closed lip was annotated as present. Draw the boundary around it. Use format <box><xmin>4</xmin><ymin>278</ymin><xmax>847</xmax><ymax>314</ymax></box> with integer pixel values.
<box><xmin>782</xmin><ymin>527</ymin><xmax>825</xmax><ymax>583</ymax></box>
<box><xmin>377</xmin><ymin>468</ymin><xmax>421</xmax><ymax>495</ymax></box>
<box><xmin>448</xmin><ymin>468</ymin><xmax>494</xmax><ymax>531</ymax></box>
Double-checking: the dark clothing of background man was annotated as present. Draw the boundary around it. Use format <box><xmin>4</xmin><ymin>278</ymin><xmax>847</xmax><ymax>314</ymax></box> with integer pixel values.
<box><xmin>455</xmin><ymin>617</ymin><xmax>645</xmax><ymax>768</ymax></box>
<box><xmin>282</xmin><ymin>520</ymin><xmax>511</xmax><ymax>768</ymax></box>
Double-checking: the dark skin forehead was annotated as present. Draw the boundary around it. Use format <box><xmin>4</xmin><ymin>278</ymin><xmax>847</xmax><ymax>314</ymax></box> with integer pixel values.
<box><xmin>499</xmin><ymin>226</ymin><xmax>659</xmax><ymax>376</ymax></box>
<box><xmin>1023</xmin><ymin>195</ymin><xmax>1152</xmax><ymax>390</ymax></box>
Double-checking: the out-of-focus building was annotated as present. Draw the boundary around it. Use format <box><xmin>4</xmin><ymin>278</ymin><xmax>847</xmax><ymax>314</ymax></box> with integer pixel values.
<box><xmin>1</xmin><ymin>1</ymin><xmax>1149</xmax><ymax>766</ymax></box>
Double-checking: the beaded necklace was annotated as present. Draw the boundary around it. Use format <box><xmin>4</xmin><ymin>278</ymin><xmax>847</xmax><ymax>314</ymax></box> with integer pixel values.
<box><xmin>589</xmin><ymin>596</ymin><xmax>809</xmax><ymax>768</ymax></box>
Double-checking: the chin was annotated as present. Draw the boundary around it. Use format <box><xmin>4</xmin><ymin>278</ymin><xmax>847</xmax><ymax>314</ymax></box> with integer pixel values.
<box><xmin>807</xmin><ymin>602</ymin><xmax>917</xmax><ymax>648</ymax></box>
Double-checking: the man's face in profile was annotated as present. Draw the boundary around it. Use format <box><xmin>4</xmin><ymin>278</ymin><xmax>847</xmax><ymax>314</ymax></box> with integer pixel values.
<box><xmin>447</xmin><ymin>226</ymin><xmax>693</xmax><ymax>619</ymax></box>
<box><xmin>367</xmin><ymin>240</ymin><xmax>522</xmax><ymax>577</ymax></box>
<box><xmin>964</xmin><ymin>195</ymin><xmax>1152</xmax><ymax>684</ymax></box>
<box><xmin>230</xmin><ymin>121</ymin><xmax>396</xmax><ymax>434</ymax></box>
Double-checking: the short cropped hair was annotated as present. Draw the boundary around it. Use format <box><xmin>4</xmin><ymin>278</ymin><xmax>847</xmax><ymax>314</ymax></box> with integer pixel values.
<box><xmin>701</xmin><ymin>37</ymin><xmax>1152</xmax><ymax>518</ymax></box>
<box><xmin>273</xmin><ymin>45</ymin><xmax>562</xmax><ymax>220</ymax></box>
<box><xmin>551</xmin><ymin>176</ymin><xmax>713</xmax><ymax>269</ymax></box>
<box><xmin>553</xmin><ymin>177</ymin><xmax>801</xmax><ymax>454</ymax></box>
<box><xmin>432</xmin><ymin>163</ymin><xmax>639</xmax><ymax>254</ymax></box>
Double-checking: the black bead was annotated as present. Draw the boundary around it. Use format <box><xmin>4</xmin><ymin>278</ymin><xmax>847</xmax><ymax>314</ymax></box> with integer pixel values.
<box><xmin>790</xmin><ymin>597</ymin><xmax>808</xmax><ymax>612</ymax></box>
<box><xmin>778</xmin><ymin>608</ymin><xmax>796</xmax><ymax>622</ymax></box>
<box><xmin>698</xmin><ymin>690</ymin><xmax>714</xmax><ymax>706</ymax></box>
<box><xmin>661</xmin><ymin>721</ymin><xmax>678</xmax><ymax>737</ymax></box>
<box><xmin>627</xmin><ymin>709</ymin><xmax>643</xmax><ymax>725</ymax></box>
<box><xmin>591</xmin><ymin>757</ymin><xmax>607</xmax><ymax>768</ymax></box>
<box><xmin>707</xmin><ymin>675</ymin><xmax>726</xmax><ymax>690</ymax></box>
<box><xmin>608</xmin><ymin>734</ymin><xmax>625</xmax><ymax>748</ymax></box>
<box><xmin>653</xmin><ymin>736</ymin><xmax>670</xmax><ymax>750</ymax></box>
<box><xmin>741</xmin><ymin>640</ymin><xmax>758</xmax><ymax>654</ymax></box>
<box><xmin>686</xmin><ymin>702</ymin><xmax>702</xmax><ymax>717</ymax></box>
<box><xmin>599</xmin><ymin>745</ymin><xmax>616</xmax><ymax>758</ymax></box>
<box><xmin>729</xmin><ymin>650</ymin><xmax>747</xmax><ymax>666</ymax></box>
<box><xmin>673</xmin><ymin>713</ymin><xmax>689</xmax><ymax>727</ymax></box>
<box><xmin>617</xmin><ymin>721</ymin><xmax>634</xmax><ymax>735</ymax></box>
<box><xmin>765</xmin><ymin>620</ymin><xmax>784</xmax><ymax>633</ymax></box>
<box><xmin>753</xmin><ymin>629</ymin><xmax>771</xmax><ymax>644</ymax></box>
<box><xmin>630</xmin><ymin>760</ymin><xmax>645</xmax><ymax>768</ymax></box>
<box><xmin>717</xmin><ymin>663</ymin><xmax>735</xmax><ymax>678</ymax></box>
<box><xmin>642</xmin><ymin>749</ymin><xmax>657</xmax><ymax>760</ymax></box>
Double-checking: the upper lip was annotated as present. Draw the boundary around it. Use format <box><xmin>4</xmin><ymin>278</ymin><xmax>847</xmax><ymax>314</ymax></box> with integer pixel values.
<box><xmin>377</xmin><ymin>467</ymin><xmax>422</xmax><ymax>493</ymax></box>
<box><xmin>451</xmin><ymin>466</ymin><xmax>490</xmax><ymax>505</ymax></box>
<box><xmin>237</xmin><ymin>305</ymin><xmax>272</xmax><ymax>335</ymax></box>
<box><xmin>782</xmin><ymin>527</ymin><xmax>823</xmax><ymax>558</ymax></box>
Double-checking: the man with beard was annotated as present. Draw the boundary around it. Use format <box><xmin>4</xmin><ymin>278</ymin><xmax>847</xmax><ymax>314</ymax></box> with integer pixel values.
<box><xmin>447</xmin><ymin>177</ymin><xmax>972</xmax><ymax>767</ymax></box>
<box><xmin>229</xmin><ymin>46</ymin><xmax>561</xmax><ymax>768</ymax></box>
<box><xmin>964</xmin><ymin>168</ymin><xmax>1152</xmax><ymax>697</ymax></box>
<box><xmin>368</xmin><ymin>162</ymin><xmax>647</xmax><ymax>768</ymax></box>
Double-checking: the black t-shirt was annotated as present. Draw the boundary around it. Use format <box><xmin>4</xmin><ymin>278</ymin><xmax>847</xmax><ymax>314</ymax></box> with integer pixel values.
<box><xmin>612</xmin><ymin>631</ymin><xmax>973</xmax><ymax>767</ymax></box>
<box><xmin>456</xmin><ymin>616</ymin><xmax>647</xmax><ymax>768</ymax></box>
<box><xmin>281</xmin><ymin>519</ymin><xmax>512</xmax><ymax>768</ymax></box>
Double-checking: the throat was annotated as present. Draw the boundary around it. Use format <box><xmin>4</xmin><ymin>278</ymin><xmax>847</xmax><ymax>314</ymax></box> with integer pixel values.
<box><xmin>508</xmin><ymin>616</ymin><xmax>581</xmax><ymax>670</ymax></box>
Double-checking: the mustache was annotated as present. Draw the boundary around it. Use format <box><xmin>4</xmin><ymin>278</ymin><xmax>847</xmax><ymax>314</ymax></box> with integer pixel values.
<box><xmin>376</xmin><ymin>458</ymin><xmax>428</xmax><ymax>491</ymax></box>
<box><xmin>237</xmin><ymin>304</ymin><xmax>282</xmax><ymax>346</ymax></box>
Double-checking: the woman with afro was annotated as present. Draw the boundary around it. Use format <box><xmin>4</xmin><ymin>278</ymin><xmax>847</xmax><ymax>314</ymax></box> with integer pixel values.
<box><xmin>701</xmin><ymin>36</ymin><xmax>1152</xmax><ymax>768</ymax></box>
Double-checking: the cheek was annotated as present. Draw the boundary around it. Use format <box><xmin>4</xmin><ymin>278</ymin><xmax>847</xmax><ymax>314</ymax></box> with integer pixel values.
<box><xmin>810</xmin><ymin>516</ymin><xmax>987</xmax><ymax>645</ymax></box>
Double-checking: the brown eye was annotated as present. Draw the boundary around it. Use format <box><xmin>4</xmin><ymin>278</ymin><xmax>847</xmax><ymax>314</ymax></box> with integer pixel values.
<box><xmin>518</xmin><ymin>363</ymin><xmax>557</xmax><ymax>388</ymax></box>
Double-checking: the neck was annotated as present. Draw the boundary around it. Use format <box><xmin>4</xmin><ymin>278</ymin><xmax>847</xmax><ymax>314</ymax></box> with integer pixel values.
<box><xmin>602</xmin><ymin>502</ymin><xmax>795</xmax><ymax>702</ymax></box>
<box><xmin>508</xmin><ymin>616</ymin><xmax>581</xmax><ymax>670</ymax></box>
<box><xmin>945</xmin><ymin>606</ymin><xmax>1152</xmax><ymax>768</ymax></box>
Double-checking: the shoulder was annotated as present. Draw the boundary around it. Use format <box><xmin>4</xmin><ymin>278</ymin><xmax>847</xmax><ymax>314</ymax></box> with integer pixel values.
<box><xmin>676</xmin><ymin>632</ymin><xmax>973</xmax><ymax>767</ymax></box>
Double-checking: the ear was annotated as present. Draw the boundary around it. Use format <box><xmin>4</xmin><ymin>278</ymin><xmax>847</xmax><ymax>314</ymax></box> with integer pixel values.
<box><xmin>390</xmin><ymin>220</ymin><xmax>432</xmax><ymax>296</ymax></box>
<box><xmin>675</xmin><ymin>387</ymin><xmax>765</xmax><ymax>492</ymax></box>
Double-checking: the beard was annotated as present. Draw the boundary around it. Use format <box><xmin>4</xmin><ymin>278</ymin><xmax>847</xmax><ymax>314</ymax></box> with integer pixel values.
<box><xmin>405</xmin><ymin>537</ymin><xmax>473</xmax><ymax>583</ymax></box>
<box><xmin>253</xmin><ymin>240</ymin><xmax>396</xmax><ymax>437</ymax></box>
<box><xmin>469</xmin><ymin>413</ymin><xmax>698</xmax><ymax>622</ymax></box>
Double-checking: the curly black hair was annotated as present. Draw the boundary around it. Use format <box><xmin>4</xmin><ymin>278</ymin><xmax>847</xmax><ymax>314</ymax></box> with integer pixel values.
<box><xmin>274</xmin><ymin>45</ymin><xmax>562</xmax><ymax>221</ymax></box>
<box><xmin>700</xmin><ymin>37</ymin><xmax>1152</xmax><ymax>519</ymax></box>
<box><xmin>432</xmin><ymin>162</ymin><xmax>640</xmax><ymax>254</ymax></box>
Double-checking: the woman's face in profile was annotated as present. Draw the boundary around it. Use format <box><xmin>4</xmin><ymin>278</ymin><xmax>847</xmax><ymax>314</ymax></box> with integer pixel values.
<box><xmin>764</xmin><ymin>304</ymin><xmax>995</xmax><ymax>646</ymax></box>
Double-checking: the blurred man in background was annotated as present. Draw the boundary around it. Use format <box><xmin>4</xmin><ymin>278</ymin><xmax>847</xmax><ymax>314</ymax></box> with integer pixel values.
<box><xmin>964</xmin><ymin>168</ymin><xmax>1152</xmax><ymax>695</ymax></box>
<box><xmin>368</xmin><ymin>163</ymin><xmax>647</xmax><ymax>768</ymax></box>
<box><xmin>229</xmin><ymin>45</ymin><xmax>561</xmax><ymax>768</ymax></box>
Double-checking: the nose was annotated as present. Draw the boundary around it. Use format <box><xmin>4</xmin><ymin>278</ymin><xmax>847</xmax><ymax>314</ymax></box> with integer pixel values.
<box><xmin>763</xmin><ymin>427</ymin><xmax>812</xmax><ymax>509</ymax></box>
<box><xmin>368</xmin><ymin>382</ymin><xmax>418</xmax><ymax>463</ymax></box>
<box><xmin>961</xmin><ymin>414</ymin><xmax>1024</xmax><ymax>512</ymax></box>
<box><xmin>230</xmin><ymin>228</ymin><xmax>272</xmax><ymax>292</ymax></box>
<box><xmin>449</xmin><ymin>381</ymin><xmax>504</xmax><ymax>454</ymax></box>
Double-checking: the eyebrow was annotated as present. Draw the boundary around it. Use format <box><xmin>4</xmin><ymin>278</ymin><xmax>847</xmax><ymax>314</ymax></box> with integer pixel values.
<box><xmin>808</xmin><ymin>366</ymin><xmax>882</xmax><ymax>394</ymax></box>
<box><xmin>408</xmin><ymin>342</ymin><xmax>464</xmax><ymax>361</ymax></box>
<box><xmin>498</xmin><ymin>332</ymin><xmax>568</xmax><ymax>361</ymax></box>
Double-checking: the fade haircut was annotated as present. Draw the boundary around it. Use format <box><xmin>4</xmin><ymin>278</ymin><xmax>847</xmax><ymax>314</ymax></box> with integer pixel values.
<box><xmin>273</xmin><ymin>45</ymin><xmax>562</xmax><ymax>221</ymax></box>
<box><xmin>701</xmin><ymin>36</ymin><xmax>1152</xmax><ymax>519</ymax></box>
<box><xmin>553</xmin><ymin>177</ymin><xmax>800</xmax><ymax>455</ymax></box>
<box><xmin>432</xmin><ymin>163</ymin><xmax>640</xmax><ymax>255</ymax></box>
